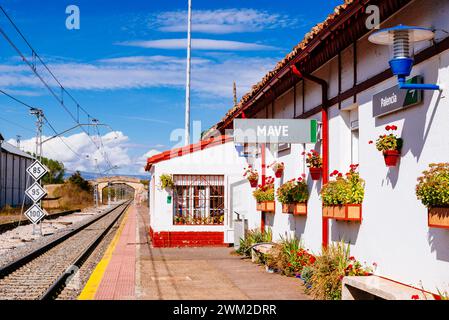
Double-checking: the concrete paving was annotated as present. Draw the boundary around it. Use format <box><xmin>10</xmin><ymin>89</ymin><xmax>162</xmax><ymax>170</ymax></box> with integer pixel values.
<box><xmin>135</xmin><ymin>205</ymin><xmax>310</xmax><ymax>300</ymax></box>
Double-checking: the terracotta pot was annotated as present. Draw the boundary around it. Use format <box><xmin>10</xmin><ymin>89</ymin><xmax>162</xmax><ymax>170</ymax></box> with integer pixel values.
<box><xmin>282</xmin><ymin>203</ymin><xmax>294</xmax><ymax>214</ymax></box>
<box><xmin>293</xmin><ymin>203</ymin><xmax>307</xmax><ymax>216</ymax></box>
<box><xmin>275</xmin><ymin>169</ymin><xmax>284</xmax><ymax>178</ymax></box>
<box><xmin>322</xmin><ymin>205</ymin><xmax>334</xmax><ymax>218</ymax></box>
<box><xmin>310</xmin><ymin>167</ymin><xmax>322</xmax><ymax>180</ymax></box>
<box><xmin>257</xmin><ymin>201</ymin><xmax>275</xmax><ymax>213</ymax></box>
<box><xmin>383</xmin><ymin>150</ymin><xmax>400</xmax><ymax>167</ymax></box>
<box><xmin>249</xmin><ymin>179</ymin><xmax>258</xmax><ymax>188</ymax></box>
<box><xmin>428</xmin><ymin>207</ymin><xmax>449</xmax><ymax>229</ymax></box>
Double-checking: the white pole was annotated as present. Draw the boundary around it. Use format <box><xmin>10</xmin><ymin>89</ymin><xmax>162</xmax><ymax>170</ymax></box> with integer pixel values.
<box><xmin>184</xmin><ymin>0</ymin><xmax>192</xmax><ymax>146</ymax></box>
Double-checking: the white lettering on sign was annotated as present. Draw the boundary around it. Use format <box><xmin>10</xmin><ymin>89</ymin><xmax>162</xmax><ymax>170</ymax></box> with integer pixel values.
<box><xmin>256</xmin><ymin>126</ymin><xmax>289</xmax><ymax>137</ymax></box>
<box><xmin>381</xmin><ymin>93</ymin><xmax>397</xmax><ymax>108</ymax></box>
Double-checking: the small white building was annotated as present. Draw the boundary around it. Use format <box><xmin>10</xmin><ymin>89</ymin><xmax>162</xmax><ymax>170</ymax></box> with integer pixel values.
<box><xmin>146</xmin><ymin>0</ymin><xmax>449</xmax><ymax>295</ymax></box>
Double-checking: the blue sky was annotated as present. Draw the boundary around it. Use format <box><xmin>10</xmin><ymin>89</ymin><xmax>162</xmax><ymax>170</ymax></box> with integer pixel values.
<box><xmin>0</xmin><ymin>0</ymin><xmax>341</xmax><ymax>175</ymax></box>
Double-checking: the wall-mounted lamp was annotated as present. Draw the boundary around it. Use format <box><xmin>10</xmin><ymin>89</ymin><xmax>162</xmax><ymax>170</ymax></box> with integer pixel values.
<box><xmin>368</xmin><ymin>25</ymin><xmax>440</xmax><ymax>91</ymax></box>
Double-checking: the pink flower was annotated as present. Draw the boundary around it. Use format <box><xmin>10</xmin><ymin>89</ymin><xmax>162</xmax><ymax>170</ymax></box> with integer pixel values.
<box><xmin>301</xmin><ymin>173</ymin><xmax>306</xmax><ymax>178</ymax></box>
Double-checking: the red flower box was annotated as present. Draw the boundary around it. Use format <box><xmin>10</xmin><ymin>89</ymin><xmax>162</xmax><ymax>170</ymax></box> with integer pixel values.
<box><xmin>383</xmin><ymin>150</ymin><xmax>400</xmax><ymax>167</ymax></box>
<box><xmin>257</xmin><ymin>201</ymin><xmax>275</xmax><ymax>213</ymax></box>
<box><xmin>249</xmin><ymin>180</ymin><xmax>258</xmax><ymax>188</ymax></box>
<box><xmin>322</xmin><ymin>204</ymin><xmax>362</xmax><ymax>222</ymax></box>
<box><xmin>428</xmin><ymin>207</ymin><xmax>449</xmax><ymax>229</ymax></box>
<box><xmin>310</xmin><ymin>167</ymin><xmax>322</xmax><ymax>180</ymax></box>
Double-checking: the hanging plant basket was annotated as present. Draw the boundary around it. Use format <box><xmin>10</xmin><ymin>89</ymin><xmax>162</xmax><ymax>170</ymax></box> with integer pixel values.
<box><xmin>275</xmin><ymin>169</ymin><xmax>284</xmax><ymax>178</ymax></box>
<box><xmin>293</xmin><ymin>203</ymin><xmax>307</xmax><ymax>216</ymax></box>
<box><xmin>383</xmin><ymin>150</ymin><xmax>400</xmax><ymax>167</ymax></box>
<box><xmin>249</xmin><ymin>180</ymin><xmax>258</xmax><ymax>188</ymax></box>
<box><xmin>257</xmin><ymin>201</ymin><xmax>275</xmax><ymax>213</ymax></box>
<box><xmin>428</xmin><ymin>207</ymin><xmax>449</xmax><ymax>229</ymax></box>
<box><xmin>309</xmin><ymin>167</ymin><xmax>322</xmax><ymax>180</ymax></box>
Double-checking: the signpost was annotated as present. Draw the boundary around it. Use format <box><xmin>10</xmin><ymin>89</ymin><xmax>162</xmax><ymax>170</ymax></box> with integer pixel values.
<box><xmin>25</xmin><ymin>160</ymin><xmax>48</xmax><ymax>234</ymax></box>
<box><xmin>233</xmin><ymin>119</ymin><xmax>318</xmax><ymax>144</ymax></box>
<box><xmin>373</xmin><ymin>75</ymin><xmax>423</xmax><ymax>118</ymax></box>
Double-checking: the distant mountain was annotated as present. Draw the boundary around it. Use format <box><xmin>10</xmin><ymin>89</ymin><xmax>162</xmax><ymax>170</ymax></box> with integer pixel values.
<box><xmin>63</xmin><ymin>171</ymin><xmax>150</xmax><ymax>181</ymax></box>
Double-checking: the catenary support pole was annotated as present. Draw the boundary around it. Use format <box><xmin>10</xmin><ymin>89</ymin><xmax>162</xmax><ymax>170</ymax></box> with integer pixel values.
<box><xmin>184</xmin><ymin>0</ymin><xmax>192</xmax><ymax>146</ymax></box>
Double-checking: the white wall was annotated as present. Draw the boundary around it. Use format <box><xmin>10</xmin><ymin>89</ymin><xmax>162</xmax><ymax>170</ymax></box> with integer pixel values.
<box><xmin>222</xmin><ymin>0</ymin><xmax>449</xmax><ymax>292</ymax></box>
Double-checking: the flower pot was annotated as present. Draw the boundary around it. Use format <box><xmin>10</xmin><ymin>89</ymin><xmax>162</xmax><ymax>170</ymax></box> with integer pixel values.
<box><xmin>257</xmin><ymin>201</ymin><xmax>275</xmax><ymax>213</ymax></box>
<box><xmin>333</xmin><ymin>205</ymin><xmax>346</xmax><ymax>220</ymax></box>
<box><xmin>322</xmin><ymin>204</ymin><xmax>362</xmax><ymax>222</ymax></box>
<box><xmin>383</xmin><ymin>150</ymin><xmax>400</xmax><ymax>167</ymax></box>
<box><xmin>428</xmin><ymin>207</ymin><xmax>449</xmax><ymax>229</ymax></box>
<box><xmin>249</xmin><ymin>179</ymin><xmax>258</xmax><ymax>188</ymax></box>
<box><xmin>310</xmin><ymin>167</ymin><xmax>322</xmax><ymax>180</ymax></box>
<box><xmin>322</xmin><ymin>205</ymin><xmax>334</xmax><ymax>218</ymax></box>
<box><xmin>275</xmin><ymin>169</ymin><xmax>284</xmax><ymax>178</ymax></box>
<box><xmin>282</xmin><ymin>203</ymin><xmax>294</xmax><ymax>214</ymax></box>
<box><xmin>293</xmin><ymin>203</ymin><xmax>307</xmax><ymax>216</ymax></box>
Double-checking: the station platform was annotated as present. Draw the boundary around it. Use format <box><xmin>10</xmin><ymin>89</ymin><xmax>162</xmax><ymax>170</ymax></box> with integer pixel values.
<box><xmin>78</xmin><ymin>205</ymin><xmax>137</xmax><ymax>300</ymax></box>
<box><xmin>78</xmin><ymin>204</ymin><xmax>309</xmax><ymax>300</ymax></box>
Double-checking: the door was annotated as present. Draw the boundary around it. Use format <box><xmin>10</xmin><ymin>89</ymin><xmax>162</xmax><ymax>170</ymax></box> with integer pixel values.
<box><xmin>225</xmin><ymin>176</ymin><xmax>251</xmax><ymax>244</ymax></box>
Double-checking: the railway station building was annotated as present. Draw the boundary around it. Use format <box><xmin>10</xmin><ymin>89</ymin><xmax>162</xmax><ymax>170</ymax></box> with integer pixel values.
<box><xmin>0</xmin><ymin>133</ymin><xmax>34</xmax><ymax>208</ymax></box>
<box><xmin>146</xmin><ymin>0</ymin><xmax>449</xmax><ymax>293</ymax></box>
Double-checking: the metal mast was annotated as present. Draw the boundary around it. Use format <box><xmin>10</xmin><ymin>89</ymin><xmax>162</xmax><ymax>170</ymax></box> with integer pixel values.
<box><xmin>184</xmin><ymin>0</ymin><xmax>192</xmax><ymax>146</ymax></box>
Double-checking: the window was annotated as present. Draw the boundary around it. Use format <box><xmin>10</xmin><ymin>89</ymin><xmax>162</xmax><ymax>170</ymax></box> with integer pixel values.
<box><xmin>350</xmin><ymin>114</ymin><xmax>359</xmax><ymax>165</ymax></box>
<box><xmin>173</xmin><ymin>175</ymin><xmax>225</xmax><ymax>225</ymax></box>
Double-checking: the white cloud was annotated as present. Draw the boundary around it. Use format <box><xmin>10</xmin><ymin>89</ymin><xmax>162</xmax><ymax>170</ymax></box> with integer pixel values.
<box><xmin>8</xmin><ymin>131</ymin><xmax>159</xmax><ymax>175</ymax></box>
<box><xmin>118</xmin><ymin>38</ymin><xmax>275</xmax><ymax>51</ymax></box>
<box><xmin>0</xmin><ymin>54</ymin><xmax>279</xmax><ymax>98</ymax></box>
<box><xmin>148</xmin><ymin>8</ymin><xmax>299</xmax><ymax>34</ymax></box>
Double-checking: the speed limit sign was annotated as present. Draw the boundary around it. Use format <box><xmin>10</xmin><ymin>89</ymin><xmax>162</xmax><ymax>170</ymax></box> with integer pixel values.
<box><xmin>26</xmin><ymin>160</ymin><xmax>49</xmax><ymax>181</ymax></box>
<box><xmin>25</xmin><ymin>182</ymin><xmax>47</xmax><ymax>202</ymax></box>
<box><xmin>24</xmin><ymin>204</ymin><xmax>47</xmax><ymax>224</ymax></box>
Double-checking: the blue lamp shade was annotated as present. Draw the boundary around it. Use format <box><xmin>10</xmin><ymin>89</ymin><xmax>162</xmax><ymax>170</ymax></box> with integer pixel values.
<box><xmin>389</xmin><ymin>57</ymin><xmax>414</xmax><ymax>77</ymax></box>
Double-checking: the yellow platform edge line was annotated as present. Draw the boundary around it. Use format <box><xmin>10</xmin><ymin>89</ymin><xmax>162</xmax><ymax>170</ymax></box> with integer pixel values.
<box><xmin>77</xmin><ymin>207</ymin><xmax>131</xmax><ymax>300</ymax></box>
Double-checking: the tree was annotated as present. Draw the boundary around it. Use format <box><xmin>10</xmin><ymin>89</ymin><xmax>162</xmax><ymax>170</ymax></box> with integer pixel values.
<box><xmin>40</xmin><ymin>156</ymin><xmax>65</xmax><ymax>185</ymax></box>
<box><xmin>68</xmin><ymin>171</ymin><xmax>92</xmax><ymax>192</ymax></box>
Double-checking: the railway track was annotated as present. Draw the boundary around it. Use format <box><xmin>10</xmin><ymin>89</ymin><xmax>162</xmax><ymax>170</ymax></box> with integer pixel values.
<box><xmin>0</xmin><ymin>200</ymin><xmax>131</xmax><ymax>300</ymax></box>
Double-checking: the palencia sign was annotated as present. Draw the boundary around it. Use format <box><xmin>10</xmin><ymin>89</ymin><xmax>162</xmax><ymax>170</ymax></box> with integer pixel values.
<box><xmin>233</xmin><ymin>119</ymin><xmax>318</xmax><ymax>144</ymax></box>
<box><xmin>373</xmin><ymin>75</ymin><xmax>423</xmax><ymax>118</ymax></box>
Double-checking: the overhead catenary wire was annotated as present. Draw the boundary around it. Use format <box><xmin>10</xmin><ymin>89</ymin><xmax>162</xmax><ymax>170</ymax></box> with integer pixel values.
<box><xmin>0</xmin><ymin>6</ymin><xmax>118</xmax><ymax>171</ymax></box>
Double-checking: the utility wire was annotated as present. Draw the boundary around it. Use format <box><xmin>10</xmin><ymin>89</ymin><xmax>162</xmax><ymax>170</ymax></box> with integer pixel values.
<box><xmin>0</xmin><ymin>7</ymin><xmax>117</xmax><ymax>169</ymax></box>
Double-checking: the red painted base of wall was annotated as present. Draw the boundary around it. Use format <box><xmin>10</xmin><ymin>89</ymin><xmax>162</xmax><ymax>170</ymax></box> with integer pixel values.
<box><xmin>149</xmin><ymin>227</ymin><xmax>227</xmax><ymax>248</ymax></box>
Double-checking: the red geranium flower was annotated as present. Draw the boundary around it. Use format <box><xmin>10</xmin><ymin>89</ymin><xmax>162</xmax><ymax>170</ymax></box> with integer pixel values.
<box><xmin>385</xmin><ymin>125</ymin><xmax>391</xmax><ymax>131</ymax></box>
<box><xmin>411</xmin><ymin>295</ymin><xmax>419</xmax><ymax>300</ymax></box>
<box><xmin>368</xmin><ymin>140</ymin><xmax>373</xmax><ymax>144</ymax></box>
<box><xmin>349</xmin><ymin>256</ymin><xmax>355</xmax><ymax>261</ymax></box>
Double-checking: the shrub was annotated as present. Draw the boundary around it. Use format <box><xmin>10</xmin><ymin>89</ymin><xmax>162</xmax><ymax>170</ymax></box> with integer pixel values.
<box><xmin>160</xmin><ymin>174</ymin><xmax>174</xmax><ymax>189</ymax></box>
<box><xmin>301</xmin><ymin>266</ymin><xmax>314</xmax><ymax>290</ymax></box>
<box><xmin>236</xmin><ymin>228</ymin><xmax>272</xmax><ymax>257</ymax></box>
<box><xmin>54</xmin><ymin>182</ymin><xmax>93</xmax><ymax>210</ymax></box>
<box><xmin>321</xmin><ymin>165</ymin><xmax>364</xmax><ymax>205</ymax></box>
<box><xmin>277</xmin><ymin>177</ymin><xmax>309</xmax><ymax>204</ymax></box>
<box><xmin>265</xmin><ymin>236</ymin><xmax>316</xmax><ymax>277</ymax></box>
<box><xmin>252</xmin><ymin>177</ymin><xmax>275</xmax><ymax>202</ymax></box>
<box><xmin>416</xmin><ymin>163</ymin><xmax>449</xmax><ymax>208</ymax></box>
<box><xmin>68</xmin><ymin>171</ymin><xmax>92</xmax><ymax>192</ymax></box>
<box><xmin>308</xmin><ymin>241</ymin><xmax>371</xmax><ymax>300</ymax></box>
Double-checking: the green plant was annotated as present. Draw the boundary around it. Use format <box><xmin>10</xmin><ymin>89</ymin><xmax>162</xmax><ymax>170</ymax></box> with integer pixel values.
<box><xmin>437</xmin><ymin>288</ymin><xmax>449</xmax><ymax>300</ymax></box>
<box><xmin>321</xmin><ymin>165</ymin><xmax>365</xmax><ymax>205</ymax></box>
<box><xmin>308</xmin><ymin>241</ymin><xmax>372</xmax><ymax>300</ymax></box>
<box><xmin>243</xmin><ymin>166</ymin><xmax>259</xmax><ymax>181</ymax></box>
<box><xmin>252</xmin><ymin>177</ymin><xmax>275</xmax><ymax>202</ymax></box>
<box><xmin>269</xmin><ymin>161</ymin><xmax>284</xmax><ymax>172</ymax></box>
<box><xmin>160</xmin><ymin>174</ymin><xmax>174</xmax><ymax>189</ymax></box>
<box><xmin>277</xmin><ymin>177</ymin><xmax>309</xmax><ymax>204</ymax></box>
<box><xmin>302</xmin><ymin>149</ymin><xmax>322</xmax><ymax>168</ymax></box>
<box><xmin>68</xmin><ymin>171</ymin><xmax>92</xmax><ymax>192</ymax></box>
<box><xmin>236</xmin><ymin>228</ymin><xmax>272</xmax><ymax>257</ymax></box>
<box><xmin>369</xmin><ymin>125</ymin><xmax>403</xmax><ymax>152</ymax></box>
<box><xmin>416</xmin><ymin>163</ymin><xmax>449</xmax><ymax>208</ymax></box>
<box><xmin>301</xmin><ymin>266</ymin><xmax>314</xmax><ymax>290</ymax></box>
